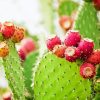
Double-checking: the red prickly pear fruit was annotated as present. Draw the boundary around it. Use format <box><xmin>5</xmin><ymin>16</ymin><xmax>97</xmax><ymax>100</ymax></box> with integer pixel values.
<box><xmin>47</xmin><ymin>36</ymin><xmax>61</xmax><ymax>51</ymax></box>
<box><xmin>93</xmin><ymin>0</ymin><xmax>100</xmax><ymax>10</ymax></box>
<box><xmin>21</xmin><ymin>38</ymin><xmax>36</xmax><ymax>54</ymax></box>
<box><xmin>0</xmin><ymin>42</ymin><xmax>9</xmax><ymax>57</ymax></box>
<box><xmin>53</xmin><ymin>45</ymin><xmax>66</xmax><ymax>58</ymax></box>
<box><xmin>18</xmin><ymin>48</ymin><xmax>26</xmax><ymax>61</ymax></box>
<box><xmin>86</xmin><ymin>49</ymin><xmax>100</xmax><ymax>65</ymax></box>
<box><xmin>80</xmin><ymin>62</ymin><xmax>96</xmax><ymax>79</ymax></box>
<box><xmin>78</xmin><ymin>38</ymin><xmax>94</xmax><ymax>59</ymax></box>
<box><xmin>12</xmin><ymin>27</ymin><xmax>25</xmax><ymax>43</ymax></box>
<box><xmin>65</xmin><ymin>46</ymin><xmax>80</xmax><ymax>62</ymax></box>
<box><xmin>64</xmin><ymin>30</ymin><xmax>81</xmax><ymax>47</ymax></box>
<box><xmin>1</xmin><ymin>22</ymin><xmax>15</xmax><ymax>38</ymax></box>
<box><xmin>59</xmin><ymin>16</ymin><xmax>73</xmax><ymax>31</ymax></box>
<box><xmin>3</xmin><ymin>92</ymin><xmax>12</xmax><ymax>100</ymax></box>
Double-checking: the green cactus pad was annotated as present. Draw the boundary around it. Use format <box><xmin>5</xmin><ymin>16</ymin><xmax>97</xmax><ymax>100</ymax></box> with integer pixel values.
<box><xmin>34</xmin><ymin>53</ymin><xmax>92</xmax><ymax>100</ymax></box>
<box><xmin>58</xmin><ymin>0</ymin><xmax>79</xmax><ymax>16</ymax></box>
<box><xmin>23</xmin><ymin>51</ymin><xmax>39</xmax><ymax>98</ymax></box>
<box><xmin>73</xmin><ymin>2</ymin><xmax>100</xmax><ymax>48</ymax></box>
<box><xmin>3</xmin><ymin>40</ymin><xmax>25</xmax><ymax>100</ymax></box>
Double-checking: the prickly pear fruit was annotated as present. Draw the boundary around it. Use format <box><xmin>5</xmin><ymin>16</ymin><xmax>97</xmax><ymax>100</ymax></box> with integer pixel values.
<box><xmin>47</xmin><ymin>36</ymin><xmax>61</xmax><ymax>51</ymax></box>
<box><xmin>65</xmin><ymin>46</ymin><xmax>80</xmax><ymax>62</ymax></box>
<box><xmin>64</xmin><ymin>30</ymin><xmax>81</xmax><ymax>47</ymax></box>
<box><xmin>53</xmin><ymin>45</ymin><xmax>66</xmax><ymax>58</ymax></box>
<box><xmin>1</xmin><ymin>22</ymin><xmax>15</xmax><ymax>38</ymax></box>
<box><xmin>80</xmin><ymin>62</ymin><xmax>96</xmax><ymax>79</ymax></box>
<box><xmin>12</xmin><ymin>27</ymin><xmax>24</xmax><ymax>43</ymax></box>
<box><xmin>0</xmin><ymin>42</ymin><xmax>9</xmax><ymax>57</ymax></box>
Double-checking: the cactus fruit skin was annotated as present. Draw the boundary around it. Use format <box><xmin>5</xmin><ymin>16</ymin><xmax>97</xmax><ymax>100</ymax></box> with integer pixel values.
<box><xmin>12</xmin><ymin>27</ymin><xmax>24</xmax><ymax>43</ymax></box>
<box><xmin>1</xmin><ymin>22</ymin><xmax>15</xmax><ymax>39</ymax></box>
<box><xmin>80</xmin><ymin>62</ymin><xmax>96</xmax><ymax>78</ymax></box>
<box><xmin>65</xmin><ymin>47</ymin><xmax>80</xmax><ymax>62</ymax></box>
<box><xmin>46</xmin><ymin>36</ymin><xmax>61</xmax><ymax>51</ymax></box>
<box><xmin>34</xmin><ymin>53</ymin><xmax>92</xmax><ymax>100</ymax></box>
<box><xmin>3</xmin><ymin>40</ymin><xmax>25</xmax><ymax>100</ymax></box>
<box><xmin>78</xmin><ymin>38</ymin><xmax>94</xmax><ymax>59</ymax></box>
<box><xmin>53</xmin><ymin>45</ymin><xmax>66</xmax><ymax>58</ymax></box>
<box><xmin>21</xmin><ymin>38</ymin><xmax>36</xmax><ymax>54</ymax></box>
<box><xmin>0</xmin><ymin>42</ymin><xmax>9</xmax><ymax>57</ymax></box>
<box><xmin>86</xmin><ymin>50</ymin><xmax>100</xmax><ymax>65</ymax></box>
<box><xmin>64</xmin><ymin>30</ymin><xmax>81</xmax><ymax>47</ymax></box>
<box><xmin>18</xmin><ymin>48</ymin><xmax>26</xmax><ymax>61</ymax></box>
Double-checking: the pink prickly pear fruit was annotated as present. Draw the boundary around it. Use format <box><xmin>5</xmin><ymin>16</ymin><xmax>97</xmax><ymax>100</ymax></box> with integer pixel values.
<box><xmin>86</xmin><ymin>49</ymin><xmax>100</xmax><ymax>65</ymax></box>
<box><xmin>65</xmin><ymin>46</ymin><xmax>80</xmax><ymax>62</ymax></box>
<box><xmin>18</xmin><ymin>48</ymin><xmax>26</xmax><ymax>61</ymax></box>
<box><xmin>47</xmin><ymin>36</ymin><xmax>61</xmax><ymax>51</ymax></box>
<box><xmin>21</xmin><ymin>38</ymin><xmax>36</xmax><ymax>54</ymax></box>
<box><xmin>78</xmin><ymin>38</ymin><xmax>94</xmax><ymax>59</ymax></box>
<box><xmin>80</xmin><ymin>62</ymin><xmax>96</xmax><ymax>79</ymax></box>
<box><xmin>64</xmin><ymin>30</ymin><xmax>81</xmax><ymax>47</ymax></box>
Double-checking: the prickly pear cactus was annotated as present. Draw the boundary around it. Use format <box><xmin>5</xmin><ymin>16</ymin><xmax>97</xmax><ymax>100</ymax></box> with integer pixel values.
<box><xmin>34</xmin><ymin>1</ymin><xmax>100</xmax><ymax>100</ymax></box>
<box><xmin>3</xmin><ymin>39</ymin><xmax>25</xmax><ymax>100</ymax></box>
<box><xmin>34</xmin><ymin>53</ymin><xmax>92</xmax><ymax>100</ymax></box>
<box><xmin>23</xmin><ymin>51</ymin><xmax>38</xmax><ymax>98</ymax></box>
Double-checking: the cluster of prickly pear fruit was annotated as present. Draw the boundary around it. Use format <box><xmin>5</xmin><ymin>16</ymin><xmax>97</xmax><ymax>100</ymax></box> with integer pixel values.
<box><xmin>46</xmin><ymin>29</ymin><xmax>100</xmax><ymax>79</ymax></box>
<box><xmin>0</xmin><ymin>22</ymin><xmax>25</xmax><ymax>58</ymax></box>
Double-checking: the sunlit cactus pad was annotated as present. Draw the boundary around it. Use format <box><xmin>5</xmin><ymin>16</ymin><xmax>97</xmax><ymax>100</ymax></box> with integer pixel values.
<box><xmin>34</xmin><ymin>53</ymin><xmax>92</xmax><ymax>100</ymax></box>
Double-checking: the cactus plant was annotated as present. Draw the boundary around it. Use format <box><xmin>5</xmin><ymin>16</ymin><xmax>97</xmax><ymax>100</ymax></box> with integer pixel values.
<box><xmin>23</xmin><ymin>51</ymin><xmax>39</xmax><ymax>98</ymax></box>
<box><xmin>0</xmin><ymin>22</ymin><xmax>26</xmax><ymax>99</ymax></box>
<box><xmin>33</xmin><ymin>1</ymin><xmax>100</xmax><ymax>100</ymax></box>
<box><xmin>34</xmin><ymin>53</ymin><xmax>92</xmax><ymax>100</ymax></box>
<box><xmin>3</xmin><ymin>39</ymin><xmax>25</xmax><ymax>100</ymax></box>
